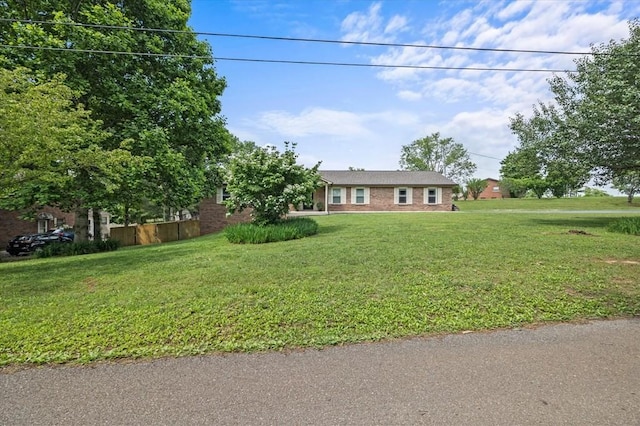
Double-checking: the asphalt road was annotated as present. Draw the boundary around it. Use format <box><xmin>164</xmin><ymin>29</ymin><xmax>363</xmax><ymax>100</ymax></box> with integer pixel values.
<box><xmin>2</xmin><ymin>318</ymin><xmax>639</xmax><ymax>425</ymax></box>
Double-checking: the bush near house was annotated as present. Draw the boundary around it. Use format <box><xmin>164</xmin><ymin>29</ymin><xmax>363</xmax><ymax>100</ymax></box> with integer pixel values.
<box><xmin>34</xmin><ymin>239</ymin><xmax>121</xmax><ymax>258</ymax></box>
<box><xmin>224</xmin><ymin>217</ymin><xmax>318</xmax><ymax>244</ymax></box>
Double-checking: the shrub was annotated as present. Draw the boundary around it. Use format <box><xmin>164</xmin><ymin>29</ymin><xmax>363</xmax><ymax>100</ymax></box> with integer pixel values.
<box><xmin>607</xmin><ymin>217</ymin><xmax>640</xmax><ymax>236</ymax></box>
<box><xmin>35</xmin><ymin>239</ymin><xmax>122</xmax><ymax>258</ymax></box>
<box><xmin>225</xmin><ymin>217</ymin><xmax>318</xmax><ymax>244</ymax></box>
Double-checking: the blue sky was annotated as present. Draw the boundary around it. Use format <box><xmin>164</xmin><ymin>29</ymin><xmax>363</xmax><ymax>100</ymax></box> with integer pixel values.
<box><xmin>189</xmin><ymin>0</ymin><xmax>639</xmax><ymax>183</ymax></box>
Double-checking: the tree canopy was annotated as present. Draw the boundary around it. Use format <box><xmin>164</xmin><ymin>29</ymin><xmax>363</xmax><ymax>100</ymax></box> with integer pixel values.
<box><xmin>399</xmin><ymin>133</ymin><xmax>476</xmax><ymax>184</ymax></box>
<box><xmin>0</xmin><ymin>67</ymin><xmax>130</xmax><ymax>226</ymax></box>
<box><xmin>505</xmin><ymin>20</ymin><xmax>640</xmax><ymax>191</ymax></box>
<box><xmin>1</xmin><ymin>0</ymin><xmax>229</xmax><ymax>235</ymax></box>
<box><xmin>224</xmin><ymin>143</ymin><xmax>321</xmax><ymax>226</ymax></box>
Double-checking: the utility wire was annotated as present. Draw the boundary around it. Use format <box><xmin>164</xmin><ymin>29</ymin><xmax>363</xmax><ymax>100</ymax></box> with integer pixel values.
<box><xmin>0</xmin><ymin>44</ymin><xmax>572</xmax><ymax>72</ymax></box>
<box><xmin>469</xmin><ymin>152</ymin><xmax>502</xmax><ymax>161</ymax></box>
<box><xmin>0</xmin><ymin>17</ymin><xmax>625</xmax><ymax>56</ymax></box>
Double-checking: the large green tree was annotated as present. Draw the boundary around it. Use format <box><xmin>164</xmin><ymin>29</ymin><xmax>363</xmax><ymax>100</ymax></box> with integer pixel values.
<box><xmin>399</xmin><ymin>132</ymin><xmax>476</xmax><ymax>184</ymax></box>
<box><xmin>224</xmin><ymin>143</ymin><xmax>321</xmax><ymax>226</ymax></box>
<box><xmin>549</xmin><ymin>20</ymin><xmax>640</xmax><ymax>182</ymax></box>
<box><xmin>508</xmin><ymin>20</ymin><xmax>640</xmax><ymax>188</ymax></box>
<box><xmin>505</xmin><ymin>103</ymin><xmax>589</xmax><ymax>198</ymax></box>
<box><xmin>1</xmin><ymin>0</ymin><xmax>229</xmax><ymax>232</ymax></box>
<box><xmin>612</xmin><ymin>171</ymin><xmax>640</xmax><ymax>204</ymax></box>
<box><xmin>0</xmin><ymin>67</ymin><xmax>130</xmax><ymax>239</ymax></box>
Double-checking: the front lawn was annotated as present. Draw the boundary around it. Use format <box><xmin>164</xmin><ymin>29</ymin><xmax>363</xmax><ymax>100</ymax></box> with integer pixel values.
<box><xmin>455</xmin><ymin>196</ymin><xmax>639</xmax><ymax>211</ymax></box>
<box><xmin>1</xmin><ymin>212</ymin><xmax>639</xmax><ymax>367</ymax></box>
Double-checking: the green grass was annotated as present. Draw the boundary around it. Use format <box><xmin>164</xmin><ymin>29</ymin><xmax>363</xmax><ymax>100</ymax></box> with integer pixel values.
<box><xmin>1</xmin><ymin>211</ymin><xmax>639</xmax><ymax>367</ymax></box>
<box><xmin>608</xmin><ymin>216</ymin><xmax>640</xmax><ymax>236</ymax></box>
<box><xmin>455</xmin><ymin>196</ymin><xmax>639</xmax><ymax>211</ymax></box>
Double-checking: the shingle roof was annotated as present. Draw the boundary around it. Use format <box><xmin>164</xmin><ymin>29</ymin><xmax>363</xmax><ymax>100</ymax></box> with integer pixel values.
<box><xmin>319</xmin><ymin>170</ymin><xmax>457</xmax><ymax>186</ymax></box>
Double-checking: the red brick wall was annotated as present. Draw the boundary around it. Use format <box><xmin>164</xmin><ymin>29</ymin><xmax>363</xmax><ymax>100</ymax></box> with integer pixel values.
<box><xmin>476</xmin><ymin>179</ymin><xmax>510</xmax><ymax>199</ymax></box>
<box><xmin>0</xmin><ymin>207</ymin><xmax>75</xmax><ymax>247</ymax></box>
<box><xmin>199</xmin><ymin>198</ymin><xmax>252</xmax><ymax>235</ymax></box>
<box><xmin>318</xmin><ymin>186</ymin><xmax>453</xmax><ymax>212</ymax></box>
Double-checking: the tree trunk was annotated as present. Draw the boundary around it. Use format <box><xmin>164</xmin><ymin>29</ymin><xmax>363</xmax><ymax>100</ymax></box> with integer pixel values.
<box><xmin>628</xmin><ymin>193</ymin><xmax>634</xmax><ymax>204</ymax></box>
<box><xmin>74</xmin><ymin>207</ymin><xmax>90</xmax><ymax>242</ymax></box>
<box><xmin>124</xmin><ymin>204</ymin><xmax>130</xmax><ymax>228</ymax></box>
<box><xmin>92</xmin><ymin>209</ymin><xmax>102</xmax><ymax>241</ymax></box>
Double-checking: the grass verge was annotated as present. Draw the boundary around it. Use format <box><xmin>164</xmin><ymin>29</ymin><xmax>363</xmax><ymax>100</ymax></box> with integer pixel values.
<box><xmin>607</xmin><ymin>216</ymin><xmax>640</xmax><ymax>236</ymax></box>
<box><xmin>454</xmin><ymin>196</ymin><xmax>639</xmax><ymax>211</ymax></box>
<box><xmin>1</xmin><ymin>212</ymin><xmax>639</xmax><ymax>367</ymax></box>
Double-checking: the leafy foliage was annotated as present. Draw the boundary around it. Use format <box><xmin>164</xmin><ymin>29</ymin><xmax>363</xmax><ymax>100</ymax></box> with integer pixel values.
<box><xmin>504</xmin><ymin>104</ymin><xmax>589</xmax><ymax>198</ymax></box>
<box><xmin>224</xmin><ymin>217</ymin><xmax>319</xmax><ymax>244</ymax></box>
<box><xmin>0</xmin><ymin>67</ymin><xmax>129</xmax><ymax>218</ymax></box>
<box><xmin>506</xmin><ymin>20</ymin><xmax>640</xmax><ymax>188</ymax></box>
<box><xmin>466</xmin><ymin>178</ymin><xmax>488</xmax><ymax>200</ymax></box>
<box><xmin>1</xmin><ymin>0</ymin><xmax>230</xmax><ymax>231</ymax></box>
<box><xmin>583</xmin><ymin>187</ymin><xmax>611</xmax><ymax>197</ymax></box>
<box><xmin>399</xmin><ymin>132</ymin><xmax>476</xmax><ymax>184</ymax></box>
<box><xmin>34</xmin><ymin>239</ymin><xmax>121</xmax><ymax>258</ymax></box>
<box><xmin>612</xmin><ymin>171</ymin><xmax>640</xmax><ymax>204</ymax></box>
<box><xmin>224</xmin><ymin>142</ymin><xmax>321</xmax><ymax>226</ymax></box>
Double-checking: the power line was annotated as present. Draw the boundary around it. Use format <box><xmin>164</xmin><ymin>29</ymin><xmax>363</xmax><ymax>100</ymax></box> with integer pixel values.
<box><xmin>0</xmin><ymin>17</ymin><xmax>625</xmax><ymax>57</ymax></box>
<box><xmin>469</xmin><ymin>152</ymin><xmax>502</xmax><ymax>161</ymax></box>
<box><xmin>0</xmin><ymin>44</ymin><xmax>572</xmax><ymax>72</ymax></box>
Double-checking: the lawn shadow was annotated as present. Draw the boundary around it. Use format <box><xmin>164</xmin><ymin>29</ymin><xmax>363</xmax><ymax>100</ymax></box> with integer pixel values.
<box><xmin>527</xmin><ymin>216</ymin><xmax>615</xmax><ymax>229</ymax></box>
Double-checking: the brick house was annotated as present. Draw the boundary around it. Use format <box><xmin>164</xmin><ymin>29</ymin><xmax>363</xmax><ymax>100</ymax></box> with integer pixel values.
<box><xmin>0</xmin><ymin>207</ymin><xmax>75</xmax><ymax>246</ymax></box>
<box><xmin>315</xmin><ymin>170</ymin><xmax>456</xmax><ymax>213</ymax></box>
<box><xmin>198</xmin><ymin>189</ymin><xmax>252</xmax><ymax>235</ymax></box>
<box><xmin>199</xmin><ymin>170</ymin><xmax>457</xmax><ymax>236</ymax></box>
<box><xmin>476</xmin><ymin>178</ymin><xmax>510</xmax><ymax>199</ymax></box>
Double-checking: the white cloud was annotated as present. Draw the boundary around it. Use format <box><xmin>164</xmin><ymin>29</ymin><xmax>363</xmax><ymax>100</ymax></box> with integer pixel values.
<box><xmin>341</xmin><ymin>2</ymin><xmax>386</xmax><ymax>43</ymax></box>
<box><xmin>255</xmin><ymin>108</ymin><xmax>374</xmax><ymax>138</ymax></box>
<box><xmin>341</xmin><ymin>1</ymin><xmax>410</xmax><ymax>43</ymax></box>
<box><xmin>397</xmin><ymin>90</ymin><xmax>422</xmax><ymax>101</ymax></box>
<box><xmin>385</xmin><ymin>15</ymin><xmax>408</xmax><ymax>34</ymax></box>
<box><xmin>496</xmin><ymin>1</ymin><xmax>532</xmax><ymax>20</ymax></box>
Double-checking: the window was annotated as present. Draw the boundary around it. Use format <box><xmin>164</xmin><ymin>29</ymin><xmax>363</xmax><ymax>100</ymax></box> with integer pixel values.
<box><xmin>399</xmin><ymin>189</ymin><xmax>407</xmax><ymax>203</ymax></box>
<box><xmin>427</xmin><ymin>188</ymin><xmax>437</xmax><ymax>204</ymax></box>
<box><xmin>216</xmin><ymin>186</ymin><xmax>231</xmax><ymax>203</ymax></box>
<box><xmin>331</xmin><ymin>187</ymin><xmax>345</xmax><ymax>204</ymax></box>
<box><xmin>350</xmin><ymin>187</ymin><xmax>369</xmax><ymax>204</ymax></box>
<box><xmin>492</xmin><ymin>186</ymin><xmax>500</xmax><ymax>192</ymax></box>
<box><xmin>332</xmin><ymin>188</ymin><xmax>341</xmax><ymax>204</ymax></box>
<box><xmin>395</xmin><ymin>187</ymin><xmax>412</xmax><ymax>204</ymax></box>
<box><xmin>423</xmin><ymin>188</ymin><xmax>441</xmax><ymax>204</ymax></box>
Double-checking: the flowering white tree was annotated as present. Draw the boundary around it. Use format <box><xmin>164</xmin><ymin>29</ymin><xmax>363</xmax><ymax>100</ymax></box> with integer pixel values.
<box><xmin>224</xmin><ymin>142</ymin><xmax>321</xmax><ymax>225</ymax></box>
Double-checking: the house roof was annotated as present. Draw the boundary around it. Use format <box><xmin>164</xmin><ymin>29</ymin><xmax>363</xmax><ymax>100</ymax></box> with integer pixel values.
<box><xmin>319</xmin><ymin>170</ymin><xmax>457</xmax><ymax>186</ymax></box>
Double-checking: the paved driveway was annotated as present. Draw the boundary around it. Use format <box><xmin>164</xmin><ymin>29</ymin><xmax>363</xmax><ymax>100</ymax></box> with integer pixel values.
<box><xmin>2</xmin><ymin>318</ymin><xmax>639</xmax><ymax>425</ymax></box>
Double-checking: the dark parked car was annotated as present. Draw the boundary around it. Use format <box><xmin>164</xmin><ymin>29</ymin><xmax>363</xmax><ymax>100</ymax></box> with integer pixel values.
<box><xmin>6</xmin><ymin>231</ymin><xmax>74</xmax><ymax>256</ymax></box>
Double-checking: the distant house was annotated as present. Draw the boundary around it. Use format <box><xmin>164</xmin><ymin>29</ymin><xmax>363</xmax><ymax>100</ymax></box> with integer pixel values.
<box><xmin>476</xmin><ymin>178</ymin><xmax>510</xmax><ymax>200</ymax></box>
<box><xmin>313</xmin><ymin>170</ymin><xmax>456</xmax><ymax>213</ymax></box>
<box><xmin>0</xmin><ymin>208</ymin><xmax>111</xmax><ymax>246</ymax></box>
<box><xmin>0</xmin><ymin>207</ymin><xmax>75</xmax><ymax>246</ymax></box>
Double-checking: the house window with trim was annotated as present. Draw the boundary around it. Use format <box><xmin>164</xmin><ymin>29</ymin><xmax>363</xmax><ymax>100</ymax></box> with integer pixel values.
<box><xmin>492</xmin><ymin>186</ymin><xmax>500</xmax><ymax>192</ymax></box>
<box><xmin>331</xmin><ymin>187</ymin><xmax>345</xmax><ymax>204</ymax></box>
<box><xmin>216</xmin><ymin>186</ymin><xmax>231</xmax><ymax>204</ymax></box>
<box><xmin>399</xmin><ymin>188</ymin><xmax>407</xmax><ymax>203</ymax></box>
<box><xmin>394</xmin><ymin>187</ymin><xmax>412</xmax><ymax>204</ymax></box>
<box><xmin>351</xmin><ymin>187</ymin><xmax>369</xmax><ymax>204</ymax></box>
<box><xmin>423</xmin><ymin>187</ymin><xmax>442</xmax><ymax>204</ymax></box>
